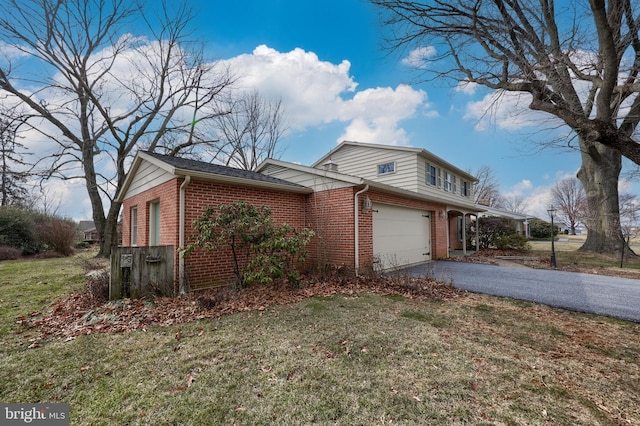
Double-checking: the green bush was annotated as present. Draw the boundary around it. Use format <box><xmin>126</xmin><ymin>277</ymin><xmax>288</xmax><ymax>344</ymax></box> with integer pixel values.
<box><xmin>469</xmin><ymin>216</ymin><xmax>515</xmax><ymax>250</ymax></box>
<box><xmin>0</xmin><ymin>206</ymin><xmax>46</xmax><ymax>254</ymax></box>
<box><xmin>495</xmin><ymin>234</ymin><xmax>530</xmax><ymax>251</ymax></box>
<box><xmin>528</xmin><ymin>218</ymin><xmax>559</xmax><ymax>239</ymax></box>
<box><xmin>185</xmin><ymin>201</ymin><xmax>315</xmax><ymax>288</ymax></box>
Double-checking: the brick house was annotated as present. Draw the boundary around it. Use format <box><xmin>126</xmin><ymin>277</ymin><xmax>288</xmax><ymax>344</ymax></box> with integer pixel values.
<box><xmin>116</xmin><ymin>141</ymin><xmax>483</xmax><ymax>292</ymax></box>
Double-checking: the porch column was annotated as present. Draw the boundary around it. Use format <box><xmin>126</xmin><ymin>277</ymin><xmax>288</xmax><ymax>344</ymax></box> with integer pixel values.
<box><xmin>475</xmin><ymin>214</ymin><xmax>480</xmax><ymax>253</ymax></box>
<box><xmin>444</xmin><ymin>209</ymin><xmax>450</xmax><ymax>256</ymax></box>
<box><xmin>462</xmin><ymin>213</ymin><xmax>467</xmax><ymax>255</ymax></box>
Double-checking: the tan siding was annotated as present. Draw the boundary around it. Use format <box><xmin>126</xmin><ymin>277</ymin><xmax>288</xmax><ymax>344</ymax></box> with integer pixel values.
<box><xmin>419</xmin><ymin>159</ymin><xmax>475</xmax><ymax>202</ymax></box>
<box><xmin>261</xmin><ymin>164</ymin><xmax>353</xmax><ymax>191</ymax></box>
<box><xmin>323</xmin><ymin>145</ymin><xmax>419</xmax><ymax>191</ymax></box>
<box><xmin>125</xmin><ymin>161</ymin><xmax>174</xmax><ymax>199</ymax></box>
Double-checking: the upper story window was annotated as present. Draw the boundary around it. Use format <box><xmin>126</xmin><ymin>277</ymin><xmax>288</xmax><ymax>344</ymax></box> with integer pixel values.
<box><xmin>462</xmin><ymin>181</ymin><xmax>470</xmax><ymax>197</ymax></box>
<box><xmin>427</xmin><ymin>164</ymin><xmax>437</xmax><ymax>186</ymax></box>
<box><xmin>444</xmin><ymin>172</ymin><xmax>453</xmax><ymax>192</ymax></box>
<box><xmin>377</xmin><ymin>161</ymin><xmax>396</xmax><ymax>175</ymax></box>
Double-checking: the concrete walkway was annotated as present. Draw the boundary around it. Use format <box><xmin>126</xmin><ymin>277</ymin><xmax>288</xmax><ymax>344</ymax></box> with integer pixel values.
<box><xmin>402</xmin><ymin>260</ymin><xmax>640</xmax><ymax>323</ymax></box>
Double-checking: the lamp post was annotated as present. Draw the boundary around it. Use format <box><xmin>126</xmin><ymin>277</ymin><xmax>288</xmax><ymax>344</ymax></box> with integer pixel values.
<box><xmin>547</xmin><ymin>206</ymin><xmax>557</xmax><ymax>268</ymax></box>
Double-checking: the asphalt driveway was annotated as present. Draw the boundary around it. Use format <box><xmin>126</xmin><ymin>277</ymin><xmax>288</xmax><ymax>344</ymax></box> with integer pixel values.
<box><xmin>402</xmin><ymin>260</ymin><xmax>640</xmax><ymax>323</ymax></box>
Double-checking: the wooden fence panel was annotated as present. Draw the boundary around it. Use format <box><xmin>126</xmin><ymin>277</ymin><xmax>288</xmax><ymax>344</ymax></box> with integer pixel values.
<box><xmin>110</xmin><ymin>246</ymin><xmax>175</xmax><ymax>300</ymax></box>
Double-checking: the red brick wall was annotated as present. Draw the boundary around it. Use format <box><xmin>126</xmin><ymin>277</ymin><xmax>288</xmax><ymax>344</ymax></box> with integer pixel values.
<box><xmin>304</xmin><ymin>187</ymin><xmax>356</xmax><ymax>269</ymax></box>
<box><xmin>121</xmin><ymin>177</ymin><xmax>451</xmax><ymax>291</ymax></box>
<box><xmin>121</xmin><ymin>179</ymin><xmax>181</xmax><ymax>248</ymax></box>
<box><xmin>357</xmin><ymin>190</ymin><xmax>449</xmax><ymax>267</ymax></box>
<box><xmin>304</xmin><ymin>186</ymin><xmax>449</xmax><ymax>273</ymax></box>
<box><xmin>182</xmin><ymin>180</ymin><xmax>308</xmax><ymax>289</ymax></box>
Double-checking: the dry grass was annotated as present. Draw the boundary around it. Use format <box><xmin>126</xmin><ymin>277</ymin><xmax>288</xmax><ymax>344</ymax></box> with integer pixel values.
<box><xmin>1</xmin><ymin>254</ymin><xmax>639</xmax><ymax>425</ymax></box>
<box><xmin>3</xmin><ymin>293</ymin><xmax>639</xmax><ymax>425</ymax></box>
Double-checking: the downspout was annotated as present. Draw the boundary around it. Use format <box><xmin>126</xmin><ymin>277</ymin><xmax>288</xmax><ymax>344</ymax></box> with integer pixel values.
<box><xmin>354</xmin><ymin>185</ymin><xmax>369</xmax><ymax>276</ymax></box>
<box><xmin>179</xmin><ymin>175</ymin><xmax>191</xmax><ymax>295</ymax></box>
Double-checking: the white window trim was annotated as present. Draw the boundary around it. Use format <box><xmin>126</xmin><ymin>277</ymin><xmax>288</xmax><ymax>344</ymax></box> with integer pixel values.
<box><xmin>377</xmin><ymin>161</ymin><xmax>396</xmax><ymax>175</ymax></box>
<box><xmin>149</xmin><ymin>200</ymin><xmax>160</xmax><ymax>246</ymax></box>
<box><xmin>131</xmin><ymin>206</ymin><xmax>138</xmax><ymax>246</ymax></box>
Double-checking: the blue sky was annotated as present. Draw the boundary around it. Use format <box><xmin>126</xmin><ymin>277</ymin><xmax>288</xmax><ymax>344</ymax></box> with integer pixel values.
<box><xmin>4</xmin><ymin>0</ymin><xmax>637</xmax><ymax>220</ymax></box>
<box><xmin>185</xmin><ymin>0</ymin><xmax>614</xmax><ymax>218</ymax></box>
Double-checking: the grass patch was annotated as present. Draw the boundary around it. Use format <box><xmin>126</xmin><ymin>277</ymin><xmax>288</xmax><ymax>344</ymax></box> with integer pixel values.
<box><xmin>1</xmin><ymin>255</ymin><xmax>639</xmax><ymax>425</ymax></box>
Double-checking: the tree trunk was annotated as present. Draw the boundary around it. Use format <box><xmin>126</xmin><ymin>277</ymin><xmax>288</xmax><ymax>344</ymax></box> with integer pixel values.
<box><xmin>576</xmin><ymin>139</ymin><xmax>630</xmax><ymax>256</ymax></box>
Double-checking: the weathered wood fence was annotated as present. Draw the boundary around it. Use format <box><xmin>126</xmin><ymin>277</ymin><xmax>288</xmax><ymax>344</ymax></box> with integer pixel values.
<box><xmin>110</xmin><ymin>246</ymin><xmax>175</xmax><ymax>300</ymax></box>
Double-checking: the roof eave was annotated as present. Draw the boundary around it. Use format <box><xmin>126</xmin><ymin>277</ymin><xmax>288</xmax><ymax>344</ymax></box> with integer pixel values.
<box><xmin>363</xmin><ymin>179</ymin><xmax>485</xmax><ymax>212</ymax></box>
<box><xmin>172</xmin><ymin>168</ymin><xmax>313</xmax><ymax>194</ymax></box>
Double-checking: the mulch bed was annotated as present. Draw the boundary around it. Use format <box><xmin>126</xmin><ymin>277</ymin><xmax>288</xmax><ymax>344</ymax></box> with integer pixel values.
<box><xmin>25</xmin><ymin>275</ymin><xmax>464</xmax><ymax>341</ymax></box>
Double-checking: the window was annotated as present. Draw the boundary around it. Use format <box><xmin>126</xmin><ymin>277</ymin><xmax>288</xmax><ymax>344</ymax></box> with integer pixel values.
<box><xmin>444</xmin><ymin>172</ymin><xmax>452</xmax><ymax>192</ymax></box>
<box><xmin>462</xmin><ymin>181</ymin><xmax>469</xmax><ymax>197</ymax></box>
<box><xmin>131</xmin><ymin>207</ymin><xmax>138</xmax><ymax>246</ymax></box>
<box><xmin>426</xmin><ymin>163</ymin><xmax>437</xmax><ymax>186</ymax></box>
<box><xmin>377</xmin><ymin>161</ymin><xmax>395</xmax><ymax>175</ymax></box>
<box><xmin>149</xmin><ymin>201</ymin><xmax>160</xmax><ymax>246</ymax></box>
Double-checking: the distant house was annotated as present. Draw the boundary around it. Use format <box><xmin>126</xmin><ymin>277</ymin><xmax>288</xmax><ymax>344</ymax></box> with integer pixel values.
<box><xmin>78</xmin><ymin>220</ymin><xmax>122</xmax><ymax>244</ymax></box>
<box><xmin>79</xmin><ymin>221</ymin><xmax>98</xmax><ymax>242</ymax></box>
<box><xmin>116</xmin><ymin>141</ymin><xmax>484</xmax><ymax>291</ymax></box>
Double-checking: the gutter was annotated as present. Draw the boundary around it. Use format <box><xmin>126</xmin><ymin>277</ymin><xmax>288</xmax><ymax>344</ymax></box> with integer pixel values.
<box><xmin>178</xmin><ymin>175</ymin><xmax>191</xmax><ymax>295</ymax></box>
<box><xmin>354</xmin><ymin>185</ymin><xmax>369</xmax><ymax>276</ymax></box>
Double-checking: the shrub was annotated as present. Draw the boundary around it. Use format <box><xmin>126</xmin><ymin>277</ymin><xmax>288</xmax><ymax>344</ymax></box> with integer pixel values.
<box><xmin>495</xmin><ymin>234</ymin><xmax>530</xmax><ymax>251</ymax></box>
<box><xmin>85</xmin><ymin>270</ymin><xmax>110</xmax><ymax>305</ymax></box>
<box><xmin>185</xmin><ymin>201</ymin><xmax>315</xmax><ymax>288</ymax></box>
<box><xmin>0</xmin><ymin>206</ymin><xmax>46</xmax><ymax>254</ymax></box>
<box><xmin>528</xmin><ymin>218</ymin><xmax>559</xmax><ymax>239</ymax></box>
<box><xmin>470</xmin><ymin>216</ymin><xmax>515</xmax><ymax>250</ymax></box>
<box><xmin>0</xmin><ymin>246</ymin><xmax>21</xmax><ymax>260</ymax></box>
<box><xmin>33</xmin><ymin>218</ymin><xmax>77</xmax><ymax>256</ymax></box>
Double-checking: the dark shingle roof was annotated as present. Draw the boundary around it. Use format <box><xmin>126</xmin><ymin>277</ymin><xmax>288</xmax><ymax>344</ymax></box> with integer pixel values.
<box><xmin>144</xmin><ymin>151</ymin><xmax>308</xmax><ymax>189</ymax></box>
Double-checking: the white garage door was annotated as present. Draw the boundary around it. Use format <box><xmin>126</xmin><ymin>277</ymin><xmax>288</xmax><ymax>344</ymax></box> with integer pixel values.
<box><xmin>372</xmin><ymin>203</ymin><xmax>431</xmax><ymax>270</ymax></box>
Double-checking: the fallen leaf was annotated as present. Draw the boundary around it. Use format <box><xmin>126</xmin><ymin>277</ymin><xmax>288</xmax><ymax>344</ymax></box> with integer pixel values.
<box><xmin>185</xmin><ymin>374</ymin><xmax>195</xmax><ymax>388</ymax></box>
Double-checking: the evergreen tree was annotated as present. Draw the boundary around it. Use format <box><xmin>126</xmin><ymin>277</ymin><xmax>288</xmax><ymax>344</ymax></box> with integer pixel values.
<box><xmin>0</xmin><ymin>117</ymin><xmax>29</xmax><ymax>206</ymax></box>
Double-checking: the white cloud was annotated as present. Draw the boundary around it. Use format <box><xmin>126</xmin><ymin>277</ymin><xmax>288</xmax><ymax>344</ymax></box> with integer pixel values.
<box><xmin>504</xmin><ymin>179</ymin><xmax>532</xmax><ymax>197</ymax></box>
<box><xmin>619</xmin><ymin>178</ymin><xmax>633</xmax><ymax>193</ymax></box>
<box><xmin>402</xmin><ymin>46</ymin><xmax>437</xmax><ymax>69</ymax></box>
<box><xmin>0</xmin><ymin>41</ymin><xmax>30</xmax><ymax>62</ymax></box>
<box><xmin>4</xmin><ymin>43</ymin><xmax>433</xmax><ymax>218</ymax></box>
<box><xmin>223</xmin><ymin>45</ymin><xmax>429</xmax><ymax>145</ymax></box>
<box><xmin>455</xmin><ymin>81</ymin><xmax>479</xmax><ymax>95</ymax></box>
<box><xmin>464</xmin><ymin>90</ymin><xmax>561</xmax><ymax>131</ymax></box>
<box><xmin>222</xmin><ymin>45</ymin><xmax>357</xmax><ymax>128</ymax></box>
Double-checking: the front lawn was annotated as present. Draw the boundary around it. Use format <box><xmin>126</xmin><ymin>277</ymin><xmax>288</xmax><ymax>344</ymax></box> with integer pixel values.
<box><xmin>1</xmin><ymin>254</ymin><xmax>638</xmax><ymax>425</ymax></box>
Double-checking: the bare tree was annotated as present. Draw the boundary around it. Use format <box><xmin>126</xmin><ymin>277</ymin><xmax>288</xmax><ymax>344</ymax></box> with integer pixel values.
<box><xmin>212</xmin><ymin>91</ymin><xmax>287</xmax><ymax>171</ymax></box>
<box><xmin>0</xmin><ymin>0</ymin><xmax>234</xmax><ymax>256</ymax></box>
<box><xmin>473</xmin><ymin>165</ymin><xmax>505</xmax><ymax>207</ymax></box>
<box><xmin>0</xmin><ymin>114</ymin><xmax>28</xmax><ymax>206</ymax></box>
<box><xmin>502</xmin><ymin>195</ymin><xmax>529</xmax><ymax>214</ymax></box>
<box><xmin>372</xmin><ymin>0</ymin><xmax>640</xmax><ymax>256</ymax></box>
<box><xmin>551</xmin><ymin>177</ymin><xmax>586</xmax><ymax>235</ymax></box>
<box><xmin>619</xmin><ymin>192</ymin><xmax>640</xmax><ymax>230</ymax></box>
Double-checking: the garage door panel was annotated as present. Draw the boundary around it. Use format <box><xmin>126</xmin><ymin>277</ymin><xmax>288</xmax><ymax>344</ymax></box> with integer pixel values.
<box><xmin>372</xmin><ymin>203</ymin><xmax>431</xmax><ymax>270</ymax></box>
